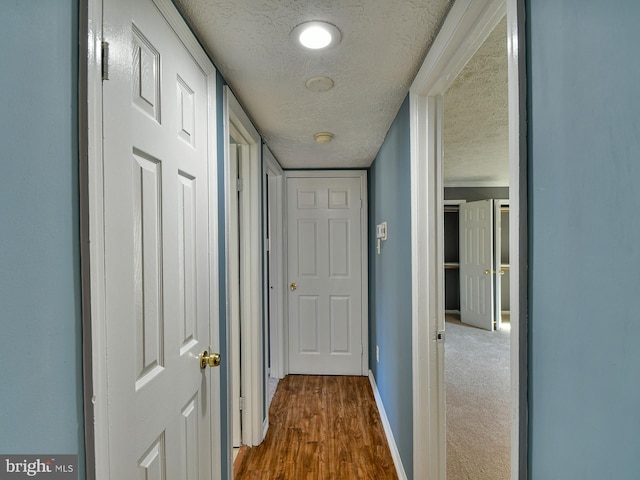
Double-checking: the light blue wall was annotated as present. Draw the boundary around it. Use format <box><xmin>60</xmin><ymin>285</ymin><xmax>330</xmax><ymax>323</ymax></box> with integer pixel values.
<box><xmin>368</xmin><ymin>96</ymin><xmax>413</xmax><ymax>478</ymax></box>
<box><xmin>0</xmin><ymin>0</ymin><xmax>85</xmax><ymax>476</ymax></box>
<box><xmin>528</xmin><ymin>1</ymin><xmax>640</xmax><ymax>478</ymax></box>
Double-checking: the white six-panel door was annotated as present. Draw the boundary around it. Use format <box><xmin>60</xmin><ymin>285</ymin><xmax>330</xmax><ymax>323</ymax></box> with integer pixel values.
<box><xmin>459</xmin><ymin>199</ymin><xmax>495</xmax><ymax>331</ymax></box>
<box><xmin>102</xmin><ymin>0</ymin><xmax>216</xmax><ymax>477</ymax></box>
<box><xmin>286</xmin><ymin>174</ymin><xmax>366</xmax><ymax>375</ymax></box>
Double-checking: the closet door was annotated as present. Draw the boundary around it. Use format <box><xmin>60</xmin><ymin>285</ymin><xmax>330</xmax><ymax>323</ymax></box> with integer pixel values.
<box><xmin>459</xmin><ymin>200</ymin><xmax>495</xmax><ymax>331</ymax></box>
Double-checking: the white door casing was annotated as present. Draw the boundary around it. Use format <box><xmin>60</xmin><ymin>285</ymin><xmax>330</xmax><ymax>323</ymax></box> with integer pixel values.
<box><xmin>263</xmin><ymin>146</ymin><xmax>285</xmax><ymax>381</ymax></box>
<box><xmin>285</xmin><ymin>171</ymin><xmax>368</xmax><ymax>376</ymax></box>
<box><xmin>96</xmin><ymin>0</ymin><xmax>220</xmax><ymax>478</ymax></box>
<box><xmin>460</xmin><ymin>200</ymin><xmax>495</xmax><ymax>331</ymax></box>
<box><xmin>223</xmin><ymin>88</ymin><xmax>264</xmax><ymax>459</ymax></box>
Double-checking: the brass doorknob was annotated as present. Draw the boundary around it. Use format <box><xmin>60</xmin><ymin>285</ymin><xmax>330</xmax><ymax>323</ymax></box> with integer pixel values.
<box><xmin>485</xmin><ymin>270</ymin><xmax>491</xmax><ymax>275</ymax></box>
<box><xmin>200</xmin><ymin>351</ymin><xmax>221</xmax><ymax>369</ymax></box>
<box><xmin>290</xmin><ymin>282</ymin><xmax>297</xmax><ymax>291</ymax></box>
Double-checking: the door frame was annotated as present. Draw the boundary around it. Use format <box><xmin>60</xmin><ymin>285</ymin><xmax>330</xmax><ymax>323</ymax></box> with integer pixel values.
<box><xmin>263</xmin><ymin>147</ymin><xmax>285</xmax><ymax>382</ymax></box>
<box><xmin>409</xmin><ymin>0</ymin><xmax>527</xmax><ymax>478</ymax></box>
<box><xmin>83</xmin><ymin>0</ymin><xmax>221</xmax><ymax>478</ymax></box>
<box><xmin>223</xmin><ymin>87</ymin><xmax>264</xmax><ymax>458</ymax></box>
<box><xmin>283</xmin><ymin>170</ymin><xmax>369</xmax><ymax>376</ymax></box>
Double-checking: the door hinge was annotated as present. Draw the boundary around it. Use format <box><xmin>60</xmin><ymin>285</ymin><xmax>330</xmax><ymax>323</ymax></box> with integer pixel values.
<box><xmin>239</xmin><ymin>397</ymin><xmax>245</xmax><ymax>410</ymax></box>
<box><xmin>436</xmin><ymin>330</ymin><xmax>446</xmax><ymax>343</ymax></box>
<box><xmin>236</xmin><ymin>178</ymin><xmax>244</xmax><ymax>192</ymax></box>
<box><xmin>101</xmin><ymin>41</ymin><xmax>110</xmax><ymax>81</ymax></box>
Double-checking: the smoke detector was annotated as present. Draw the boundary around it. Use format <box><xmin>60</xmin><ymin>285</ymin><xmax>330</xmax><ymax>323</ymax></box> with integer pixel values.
<box><xmin>314</xmin><ymin>132</ymin><xmax>334</xmax><ymax>144</ymax></box>
<box><xmin>305</xmin><ymin>76</ymin><xmax>335</xmax><ymax>92</ymax></box>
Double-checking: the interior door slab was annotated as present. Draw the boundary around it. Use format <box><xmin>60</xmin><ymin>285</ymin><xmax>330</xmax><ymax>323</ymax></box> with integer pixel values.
<box><xmin>287</xmin><ymin>176</ymin><xmax>364</xmax><ymax>375</ymax></box>
<box><xmin>102</xmin><ymin>0</ymin><xmax>216</xmax><ymax>476</ymax></box>
<box><xmin>459</xmin><ymin>199</ymin><xmax>495</xmax><ymax>331</ymax></box>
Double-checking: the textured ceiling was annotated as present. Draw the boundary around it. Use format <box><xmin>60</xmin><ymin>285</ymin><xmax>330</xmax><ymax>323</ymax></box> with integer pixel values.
<box><xmin>174</xmin><ymin>0</ymin><xmax>454</xmax><ymax>168</ymax></box>
<box><xmin>444</xmin><ymin>17</ymin><xmax>508</xmax><ymax>186</ymax></box>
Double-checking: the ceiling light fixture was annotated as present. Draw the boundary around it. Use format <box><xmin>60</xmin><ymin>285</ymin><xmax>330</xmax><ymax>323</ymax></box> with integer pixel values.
<box><xmin>291</xmin><ymin>21</ymin><xmax>342</xmax><ymax>51</ymax></box>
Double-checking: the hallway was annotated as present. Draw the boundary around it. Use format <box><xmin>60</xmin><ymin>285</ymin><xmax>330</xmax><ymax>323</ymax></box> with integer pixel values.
<box><xmin>234</xmin><ymin>375</ymin><xmax>397</xmax><ymax>480</ymax></box>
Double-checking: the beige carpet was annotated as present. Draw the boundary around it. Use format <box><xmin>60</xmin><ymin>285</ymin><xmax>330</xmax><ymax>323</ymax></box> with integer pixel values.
<box><xmin>445</xmin><ymin>314</ymin><xmax>510</xmax><ymax>480</ymax></box>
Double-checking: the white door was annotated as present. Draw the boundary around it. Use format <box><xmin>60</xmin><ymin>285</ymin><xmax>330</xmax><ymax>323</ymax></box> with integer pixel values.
<box><xmin>459</xmin><ymin>199</ymin><xmax>495</xmax><ymax>331</ymax></box>
<box><xmin>103</xmin><ymin>0</ymin><xmax>217</xmax><ymax>477</ymax></box>
<box><xmin>287</xmin><ymin>175</ymin><xmax>365</xmax><ymax>375</ymax></box>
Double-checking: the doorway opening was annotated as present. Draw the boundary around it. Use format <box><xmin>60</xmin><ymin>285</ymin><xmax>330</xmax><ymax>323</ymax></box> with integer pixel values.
<box><xmin>224</xmin><ymin>87</ymin><xmax>264</xmax><ymax>476</ymax></box>
<box><xmin>441</xmin><ymin>15</ymin><xmax>511</xmax><ymax>477</ymax></box>
<box><xmin>263</xmin><ymin>147</ymin><xmax>285</xmax><ymax>411</ymax></box>
<box><xmin>409</xmin><ymin>0</ymin><xmax>526</xmax><ymax>478</ymax></box>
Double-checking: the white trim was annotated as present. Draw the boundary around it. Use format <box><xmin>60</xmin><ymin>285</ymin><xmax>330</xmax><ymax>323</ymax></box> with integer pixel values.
<box><xmin>368</xmin><ymin>371</ymin><xmax>408</xmax><ymax>480</ymax></box>
<box><xmin>506</xmin><ymin>0</ymin><xmax>528</xmax><ymax>476</ymax></box>
<box><xmin>263</xmin><ymin>147</ymin><xmax>286</xmax><ymax>380</ymax></box>
<box><xmin>283</xmin><ymin>170</ymin><xmax>369</xmax><ymax>376</ymax></box>
<box><xmin>409</xmin><ymin>92</ymin><xmax>444</xmax><ymax>480</ymax></box>
<box><xmin>87</xmin><ymin>0</ymin><xmax>109</xmax><ymax>476</ymax></box>
<box><xmin>412</xmin><ymin>0</ymin><xmax>506</xmax><ymax>97</ymax></box>
<box><xmin>224</xmin><ymin>87</ymin><xmax>265</xmax><ymax>453</ymax></box>
<box><xmin>409</xmin><ymin>0</ymin><xmax>526</xmax><ymax>478</ymax></box>
<box><xmin>87</xmin><ymin>1</ymin><xmax>220</xmax><ymax>479</ymax></box>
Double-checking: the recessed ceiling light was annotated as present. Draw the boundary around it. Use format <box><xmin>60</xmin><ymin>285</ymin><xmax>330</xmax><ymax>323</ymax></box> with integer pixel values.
<box><xmin>291</xmin><ymin>21</ymin><xmax>342</xmax><ymax>51</ymax></box>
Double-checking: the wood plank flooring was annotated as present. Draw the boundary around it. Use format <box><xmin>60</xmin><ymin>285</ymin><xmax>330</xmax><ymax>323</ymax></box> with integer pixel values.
<box><xmin>234</xmin><ymin>375</ymin><xmax>398</xmax><ymax>480</ymax></box>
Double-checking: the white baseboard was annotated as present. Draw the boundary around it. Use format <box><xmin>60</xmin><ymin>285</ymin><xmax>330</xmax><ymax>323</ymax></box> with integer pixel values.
<box><xmin>263</xmin><ymin>415</ymin><xmax>269</xmax><ymax>440</ymax></box>
<box><xmin>368</xmin><ymin>370</ymin><xmax>408</xmax><ymax>480</ymax></box>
